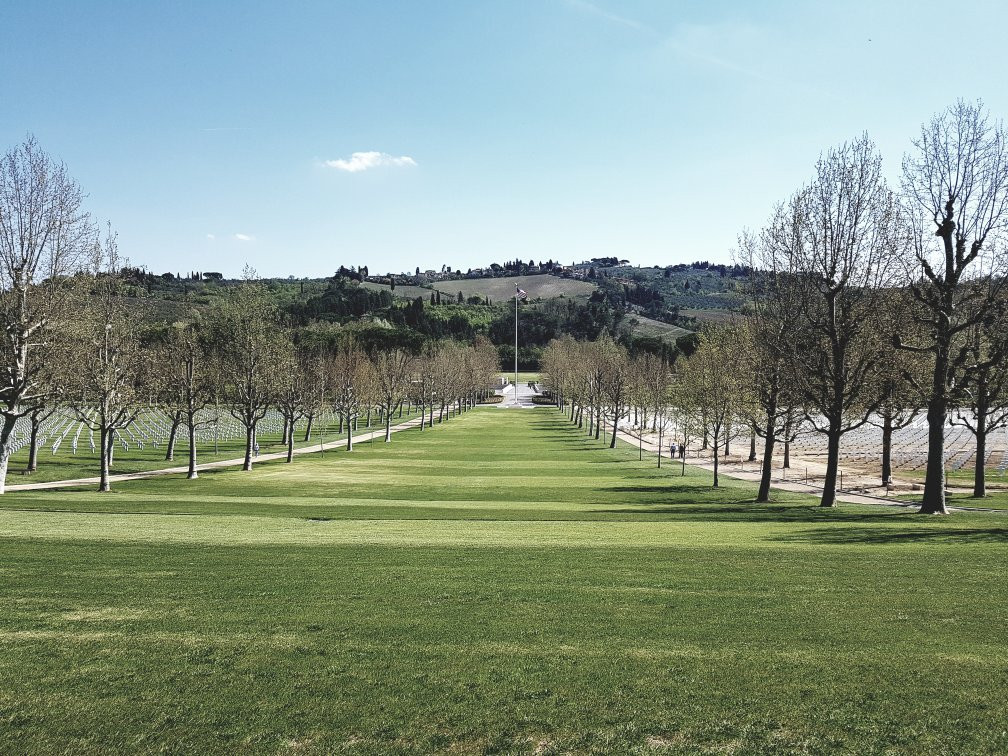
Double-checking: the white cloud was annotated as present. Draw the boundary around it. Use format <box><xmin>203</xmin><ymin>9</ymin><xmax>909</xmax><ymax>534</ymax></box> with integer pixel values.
<box><xmin>234</xmin><ymin>233</ymin><xmax>255</xmax><ymax>242</ymax></box>
<box><xmin>206</xmin><ymin>233</ymin><xmax>216</xmax><ymax>240</ymax></box>
<box><xmin>324</xmin><ymin>151</ymin><xmax>417</xmax><ymax>173</ymax></box>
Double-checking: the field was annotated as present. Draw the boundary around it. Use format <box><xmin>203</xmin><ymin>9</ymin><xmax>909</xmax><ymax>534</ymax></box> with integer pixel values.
<box><xmin>434</xmin><ymin>274</ymin><xmax>597</xmax><ymax>303</ymax></box>
<box><xmin>1</xmin><ymin>409</ymin><xmax>1006</xmax><ymax>753</ymax></box>
<box><xmin>680</xmin><ymin>307</ymin><xmax>741</xmax><ymax>324</ymax></box>
<box><xmin>359</xmin><ymin>280</ymin><xmax>434</xmax><ymax>300</ymax></box>
<box><xmin>620</xmin><ymin>314</ymin><xmax>692</xmax><ymax>343</ymax></box>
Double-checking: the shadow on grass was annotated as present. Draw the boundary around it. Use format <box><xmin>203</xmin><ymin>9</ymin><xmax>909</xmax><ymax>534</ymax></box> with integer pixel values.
<box><xmin>588</xmin><ymin>501</ymin><xmax>907</xmax><ymax>524</ymax></box>
<box><xmin>769</xmin><ymin>525</ymin><xmax>1008</xmax><ymax>545</ymax></box>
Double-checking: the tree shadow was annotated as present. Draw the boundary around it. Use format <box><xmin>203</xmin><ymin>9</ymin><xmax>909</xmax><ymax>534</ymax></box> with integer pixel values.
<box><xmin>588</xmin><ymin>504</ymin><xmax>912</xmax><ymax>524</ymax></box>
<box><xmin>769</xmin><ymin>525</ymin><xmax>1008</xmax><ymax>546</ymax></box>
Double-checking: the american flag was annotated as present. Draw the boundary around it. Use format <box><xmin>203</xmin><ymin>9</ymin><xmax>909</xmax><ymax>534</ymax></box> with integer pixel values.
<box><xmin>515</xmin><ymin>285</ymin><xmax>528</xmax><ymax>300</ymax></box>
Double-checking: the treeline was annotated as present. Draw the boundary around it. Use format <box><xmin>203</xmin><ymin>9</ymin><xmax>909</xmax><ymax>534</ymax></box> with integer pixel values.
<box><xmin>0</xmin><ymin>135</ymin><xmax>502</xmax><ymax>493</ymax></box>
<box><xmin>284</xmin><ymin>273</ymin><xmax>678</xmax><ymax>368</ymax></box>
<box><xmin>545</xmin><ymin>100</ymin><xmax>1008</xmax><ymax>516</ymax></box>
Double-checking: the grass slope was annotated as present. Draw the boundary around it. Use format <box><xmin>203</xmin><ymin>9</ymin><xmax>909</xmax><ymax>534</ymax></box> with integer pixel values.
<box><xmin>360</xmin><ymin>280</ymin><xmax>433</xmax><ymax>300</ymax></box>
<box><xmin>434</xmin><ymin>274</ymin><xmax>596</xmax><ymax>302</ymax></box>
<box><xmin>1</xmin><ymin>409</ymin><xmax>1006</xmax><ymax>754</ymax></box>
<box><xmin>620</xmin><ymin>314</ymin><xmax>692</xmax><ymax>342</ymax></box>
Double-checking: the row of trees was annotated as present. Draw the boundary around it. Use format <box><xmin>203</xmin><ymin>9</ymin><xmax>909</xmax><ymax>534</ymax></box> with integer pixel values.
<box><xmin>737</xmin><ymin>100</ymin><xmax>1008</xmax><ymax>514</ymax></box>
<box><xmin>548</xmin><ymin>102</ymin><xmax>1008</xmax><ymax>514</ymax></box>
<box><xmin>0</xmin><ymin>135</ymin><xmax>500</xmax><ymax>492</ymax></box>
<box><xmin>544</xmin><ymin>308</ymin><xmax>1008</xmax><ymax>504</ymax></box>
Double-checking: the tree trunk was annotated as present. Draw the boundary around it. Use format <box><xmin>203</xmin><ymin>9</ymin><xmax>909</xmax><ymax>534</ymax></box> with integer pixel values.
<box><xmin>0</xmin><ymin>413</ymin><xmax>17</xmax><ymax>494</ymax></box>
<box><xmin>820</xmin><ymin>427</ymin><xmax>841</xmax><ymax>508</ymax></box>
<box><xmin>921</xmin><ymin>392</ymin><xmax>948</xmax><ymax>514</ymax></box>
<box><xmin>712</xmin><ymin>430</ymin><xmax>720</xmax><ymax>488</ymax></box>
<box><xmin>594</xmin><ymin>406</ymin><xmax>601</xmax><ymax>440</ymax></box>
<box><xmin>281</xmin><ymin>416</ymin><xmax>290</xmax><ymax>445</ymax></box>
<box><xmin>973</xmin><ymin>407</ymin><xmax>987</xmax><ymax>498</ymax></box>
<box><xmin>657</xmin><ymin>426</ymin><xmax>662</xmax><ymax>469</ymax></box>
<box><xmin>27</xmin><ymin>414</ymin><xmax>40</xmax><ymax>472</ymax></box>
<box><xmin>187</xmin><ymin>416</ymin><xmax>198</xmax><ymax>479</ymax></box>
<box><xmin>748</xmin><ymin>427</ymin><xmax>757</xmax><ymax>461</ymax></box>
<box><xmin>757</xmin><ymin>431</ymin><xmax>775</xmax><ymax>503</ymax></box>
<box><xmin>385</xmin><ymin>406</ymin><xmax>392</xmax><ymax>442</ymax></box>
<box><xmin>99</xmin><ymin>426</ymin><xmax>112</xmax><ymax>492</ymax></box>
<box><xmin>609</xmin><ymin>404</ymin><xmax>619</xmax><ymax>448</ymax></box>
<box><xmin>920</xmin><ymin>334</ymin><xmax>950</xmax><ymax>513</ymax></box>
<box><xmin>243</xmin><ymin>424</ymin><xmax>254</xmax><ymax>471</ymax></box>
<box><xmin>287</xmin><ymin>420</ymin><xmax>295</xmax><ymax>462</ymax></box>
<box><xmin>166</xmin><ymin>414</ymin><xmax>181</xmax><ymax>461</ymax></box>
<box><xmin>303</xmin><ymin>413</ymin><xmax>314</xmax><ymax>442</ymax></box>
<box><xmin>418</xmin><ymin>403</ymin><xmax>425</xmax><ymax>431</ymax></box>
<box><xmin>881</xmin><ymin>411</ymin><xmax>893</xmax><ymax>485</ymax></box>
<box><xmin>757</xmin><ymin>405</ymin><xmax>776</xmax><ymax>503</ymax></box>
<box><xmin>346</xmin><ymin>419</ymin><xmax>353</xmax><ymax>451</ymax></box>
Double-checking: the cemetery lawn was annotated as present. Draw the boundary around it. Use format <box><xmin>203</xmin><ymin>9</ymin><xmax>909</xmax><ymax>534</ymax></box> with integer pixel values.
<box><xmin>1</xmin><ymin>409</ymin><xmax>1006</xmax><ymax>754</ymax></box>
<box><xmin>897</xmin><ymin>488</ymin><xmax>1008</xmax><ymax>511</ymax></box>
<box><xmin>6</xmin><ymin>411</ymin><xmax>422</xmax><ymax>486</ymax></box>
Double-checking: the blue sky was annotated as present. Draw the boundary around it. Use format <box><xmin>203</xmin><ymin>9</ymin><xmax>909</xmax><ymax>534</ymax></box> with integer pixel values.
<box><xmin>3</xmin><ymin>1</ymin><xmax>1007</xmax><ymax>277</ymax></box>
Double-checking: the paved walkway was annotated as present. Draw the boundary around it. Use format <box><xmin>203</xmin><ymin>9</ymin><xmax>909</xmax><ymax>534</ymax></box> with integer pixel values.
<box><xmin>496</xmin><ymin>382</ymin><xmax>539</xmax><ymax>408</ymax></box>
<box><xmin>6</xmin><ymin>415</ymin><xmax>426</xmax><ymax>493</ymax></box>
<box><xmin>609</xmin><ymin>419</ymin><xmax>1008</xmax><ymax>515</ymax></box>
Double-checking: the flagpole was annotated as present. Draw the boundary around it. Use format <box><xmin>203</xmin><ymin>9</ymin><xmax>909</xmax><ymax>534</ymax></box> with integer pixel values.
<box><xmin>514</xmin><ymin>286</ymin><xmax>519</xmax><ymax>406</ymax></box>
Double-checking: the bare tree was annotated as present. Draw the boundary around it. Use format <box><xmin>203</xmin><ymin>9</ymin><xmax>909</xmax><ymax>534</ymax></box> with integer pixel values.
<box><xmin>66</xmin><ymin>230</ymin><xmax>150</xmax><ymax>492</ymax></box>
<box><xmin>330</xmin><ymin>336</ymin><xmax>369</xmax><ymax>451</ymax></box>
<box><xmin>785</xmin><ymin>135</ymin><xmax>903</xmax><ymax>507</ymax></box>
<box><xmin>868</xmin><ymin>316</ymin><xmax>928</xmax><ymax>487</ymax></box>
<box><xmin>275</xmin><ymin>333</ymin><xmax>313</xmax><ymax>463</ymax></box>
<box><xmin>215</xmin><ymin>269</ymin><xmax>281</xmax><ymax>471</ymax></box>
<box><xmin>950</xmin><ymin>313</ymin><xmax>1008</xmax><ymax>498</ymax></box>
<box><xmin>374</xmin><ymin>348</ymin><xmax>412</xmax><ymax>442</ymax></box>
<box><xmin>599</xmin><ymin>335</ymin><xmax>630</xmax><ymax>448</ymax></box>
<box><xmin>158</xmin><ymin>319</ymin><xmax>217</xmax><ymax>478</ymax></box>
<box><xmin>0</xmin><ymin>136</ymin><xmax>92</xmax><ymax>492</ymax></box>
<box><xmin>898</xmin><ymin>100</ymin><xmax>1008</xmax><ymax>514</ymax></box>
<box><xmin>635</xmin><ymin>352</ymin><xmax>672</xmax><ymax>466</ymax></box>
<box><xmin>737</xmin><ymin>214</ymin><xmax>807</xmax><ymax>502</ymax></box>
<box><xmin>677</xmin><ymin>326</ymin><xmax>746</xmax><ymax>488</ymax></box>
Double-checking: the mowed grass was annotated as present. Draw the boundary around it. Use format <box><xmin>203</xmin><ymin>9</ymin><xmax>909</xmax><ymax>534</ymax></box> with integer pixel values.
<box><xmin>897</xmin><ymin>488</ymin><xmax>1008</xmax><ymax>511</ymax></box>
<box><xmin>1</xmin><ymin>409</ymin><xmax>1007</xmax><ymax>754</ymax></box>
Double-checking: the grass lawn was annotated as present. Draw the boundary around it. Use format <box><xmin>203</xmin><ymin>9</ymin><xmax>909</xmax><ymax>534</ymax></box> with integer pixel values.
<box><xmin>1</xmin><ymin>408</ymin><xmax>1006</xmax><ymax>753</ymax></box>
<box><xmin>897</xmin><ymin>488</ymin><xmax>1008</xmax><ymax>511</ymax></box>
